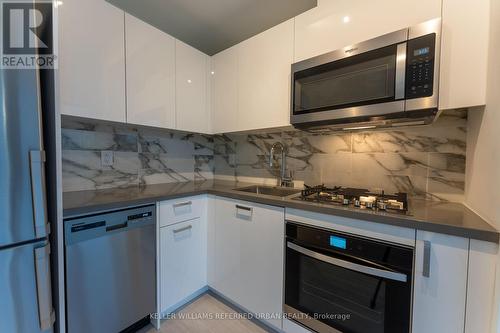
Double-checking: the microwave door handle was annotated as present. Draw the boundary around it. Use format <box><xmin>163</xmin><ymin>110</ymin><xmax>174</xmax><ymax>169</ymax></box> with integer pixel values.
<box><xmin>287</xmin><ymin>242</ymin><xmax>407</xmax><ymax>283</ymax></box>
<box><xmin>395</xmin><ymin>42</ymin><xmax>407</xmax><ymax>100</ymax></box>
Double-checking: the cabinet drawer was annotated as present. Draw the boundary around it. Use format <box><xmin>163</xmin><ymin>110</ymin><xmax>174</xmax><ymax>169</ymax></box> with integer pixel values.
<box><xmin>159</xmin><ymin>196</ymin><xmax>204</xmax><ymax>227</ymax></box>
<box><xmin>160</xmin><ymin>218</ymin><xmax>207</xmax><ymax>312</ymax></box>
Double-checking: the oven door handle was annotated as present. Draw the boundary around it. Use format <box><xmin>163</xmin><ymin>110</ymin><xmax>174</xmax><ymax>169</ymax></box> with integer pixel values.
<box><xmin>287</xmin><ymin>242</ymin><xmax>408</xmax><ymax>283</ymax></box>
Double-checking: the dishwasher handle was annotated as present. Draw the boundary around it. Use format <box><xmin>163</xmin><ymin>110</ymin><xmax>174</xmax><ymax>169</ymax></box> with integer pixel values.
<box><xmin>106</xmin><ymin>221</ymin><xmax>128</xmax><ymax>232</ymax></box>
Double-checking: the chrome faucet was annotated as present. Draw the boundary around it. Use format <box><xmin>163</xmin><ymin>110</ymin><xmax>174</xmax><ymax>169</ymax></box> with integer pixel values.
<box><xmin>269</xmin><ymin>142</ymin><xmax>294</xmax><ymax>188</ymax></box>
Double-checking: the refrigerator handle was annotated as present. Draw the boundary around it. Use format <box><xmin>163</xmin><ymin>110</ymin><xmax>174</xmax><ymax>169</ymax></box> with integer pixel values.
<box><xmin>30</xmin><ymin>150</ymin><xmax>50</xmax><ymax>238</ymax></box>
<box><xmin>34</xmin><ymin>242</ymin><xmax>56</xmax><ymax>331</ymax></box>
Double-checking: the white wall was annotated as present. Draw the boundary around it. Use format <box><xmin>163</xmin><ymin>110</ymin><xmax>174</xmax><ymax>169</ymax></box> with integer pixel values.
<box><xmin>465</xmin><ymin>0</ymin><xmax>500</xmax><ymax>331</ymax></box>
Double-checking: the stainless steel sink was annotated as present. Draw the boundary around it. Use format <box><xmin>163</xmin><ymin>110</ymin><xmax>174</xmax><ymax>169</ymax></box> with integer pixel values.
<box><xmin>234</xmin><ymin>185</ymin><xmax>301</xmax><ymax>197</ymax></box>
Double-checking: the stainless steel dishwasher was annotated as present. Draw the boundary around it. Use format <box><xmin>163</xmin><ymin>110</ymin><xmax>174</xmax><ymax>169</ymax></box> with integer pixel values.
<box><xmin>64</xmin><ymin>204</ymin><xmax>156</xmax><ymax>333</ymax></box>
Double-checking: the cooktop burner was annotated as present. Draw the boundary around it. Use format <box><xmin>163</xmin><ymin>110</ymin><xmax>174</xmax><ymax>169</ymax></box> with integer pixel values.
<box><xmin>295</xmin><ymin>184</ymin><xmax>409</xmax><ymax>215</ymax></box>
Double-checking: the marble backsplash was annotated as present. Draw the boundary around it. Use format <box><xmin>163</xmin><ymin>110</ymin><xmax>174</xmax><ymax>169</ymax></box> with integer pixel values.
<box><xmin>214</xmin><ymin>109</ymin><xmax>468</xmax><ymax>202</ymax></box>
<box><xmin>62</xmin><ymin>109</ymin><xmax>467</xmax><ymax>202</ymax></box>
<box><xmin>61</xmin><ymin>116</ymin><xmax>214</xmax><ymax>192</ymax></box>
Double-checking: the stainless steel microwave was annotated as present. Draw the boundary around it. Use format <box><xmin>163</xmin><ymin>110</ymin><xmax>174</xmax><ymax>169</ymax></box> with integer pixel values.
<box><xmin>291</xmin><ymin>18</ymin><xmax>441</xmax><ymax>129</ymax></box>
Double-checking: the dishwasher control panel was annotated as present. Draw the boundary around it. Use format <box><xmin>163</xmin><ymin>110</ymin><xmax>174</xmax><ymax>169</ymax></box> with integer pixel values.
<box><xmin>128</xmin><ymin>211</ymin><xmax>153</xmax><ymax>222</ymax></box>
<box><xmin>64</xmin><ymin>204</ymin><xmax>156</xmax><ymax>245</ymax></box>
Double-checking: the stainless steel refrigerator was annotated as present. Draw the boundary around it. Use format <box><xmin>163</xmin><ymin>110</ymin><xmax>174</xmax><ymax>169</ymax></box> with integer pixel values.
<box><xmin>0</xmin><ymin>66</ymin><xmax>56</xmax><ymax>331</ymax></box>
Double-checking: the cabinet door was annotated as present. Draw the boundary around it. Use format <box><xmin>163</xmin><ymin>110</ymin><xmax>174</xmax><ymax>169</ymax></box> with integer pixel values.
<box><xmin>465</xmin><ymin>240</ymin><xmax>498</xmax><ymax>333</ymax></box>
<box><xmin>237</xmin><ymin>201</ymin><xmax>285</xmax><ymax>329</ymax></box>
<box><xmin>59</xmin><ymin>0</ymin><xmax>126</xmax><ymax>122</ymax></box>
<box><xmin>175</xmin><ymin>41</ymin><xmax>211</xmax><ymax>134</ymax></box>
<box><xmin>160</xmin><ymin>218</ymin><xmax>207</xmax><ymax>312</ymax></box>
<box><xmin>213</xmin><ymin>198</ymin><xmax>284</xmax><ymax>329</ymax></box>
<box><xmin>294</xmin><ymin>0</ymin><xmax>441</xmax><ymax>62</ymax></box>
<box><xmin>412</xmin><ymin>231</ymin><xmax>469</xmax><ymax>333</ymax></box>
<box><xmin>439</xmin><ymin>0</ymin><xmax>489</xmax><ymax>109</ymax></box>
<box><xmin>211</xmin><ymin>47</ymin><xmax>239</xmax><ymax>133</ymax></box>
<box><xmin>125</xmin><ymin>14</ymin><xmax>176</xmax><ymax>128</ymax></box>
<box><xmin>237</xmin><ymin>19</ymin><xmax>294</xmax><ymax>131</ymax></box>
<box><xmin>212</xmin><ymin>198</ymin><xmax>243</xmax><ymax>302</ymax></box>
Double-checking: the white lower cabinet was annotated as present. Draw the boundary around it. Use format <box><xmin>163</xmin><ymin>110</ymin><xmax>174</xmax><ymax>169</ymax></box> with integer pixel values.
<box><xmin>159</xmin><ymin>217</ymin><xmax>207</xmax><ymax>313</ymax></box>
<box><xmin>412</xmin><ymin>231</ymin><xmax>469</xmax><ymax>333</ymax></box>
<box><xmin>212</xmin><ymin>197</ymin><xmax>285</xmax><ymax>329</ymax></box>
<box><xmin>464</xmin><ymin>240</ymin><xmax>498</xmax><ymax>333</ymax></box>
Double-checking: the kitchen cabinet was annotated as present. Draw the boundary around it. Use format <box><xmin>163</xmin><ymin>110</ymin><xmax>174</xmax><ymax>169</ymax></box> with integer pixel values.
<box><xmin>159</xmin><ymin>196</ymin><xmax>208</xmax><ymax>314</ymax></box>
<box><xmin>206</xmin><ymin>196</ymin><xmax>217</xmax><ymax>287</ymax></box>
<box><xmin>125</xmin><ymin>14</ymin><xmax>176</xmax><ymax>129</ymax></box>
<box><xmin>211</xmin><ymin>19</ymin><xmax>294</xmax><ymax>133</ymax></box>
<box><xmin>237</xmin><ymin>19</ymin><xmax>294</xmax><ymax>131</ymax></box>
<box><xmin>211</xmin><ymin>47</ymin><xmax>239</xmax><ymax>133</ymax></box>
<box><xmin>158</xmin><ymin>196</ymin><xmax>205</xmax><ymax>228</ymax></box>
<box><xmin>159</xmin><ymin>218</ymin><xmax>207</xmax><ymax>312</ymax></box>
<box><xmin>438</xmin><ymin>0</ymin><xmax>490</xmax><ymax>109</ymax></box>
<box><xmin>59</xmin><ymin>0</ymin><xmax>126</xmax><ymax>122</ymax></box>
<box><xmin>464</xmin><ymin>240</ymin><xmax>498</xmax><ymax>333</ymax></box>
<box><xmin>294</xmin><ymin>0</ymin><xmax>441</xmax><ymax>62</ymax></box>
<box><xmin>412</xmin><ymin>231</ymin><xmax>469</xmax><ymax>333</ymax></box>
<box><xmin>212</xmin><ymin>197</ymin><xmax>284</xmax><ymax>329</ymax></box>
<box><xmin>175</xmin><ymin>41</ymin><xmax>211</xmax><ymax>134</ymax></box>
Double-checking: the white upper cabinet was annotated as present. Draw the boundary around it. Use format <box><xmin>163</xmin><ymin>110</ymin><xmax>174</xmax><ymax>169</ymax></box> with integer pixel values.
<box><xmin>211</xmin><ymin>47</ymin><xmax>239</xmax><ymax>133</ymax></box>
<box><xmin>237</xmin><ymin>19</ymin><xmax>294</xmax><ymax>131</ymax></box>
<box><xmin>412</xmin><ymin>231</ymin><xmax>469</xmax><ymax>333</ymax></box>
<box><xmin>125</xmin><ymin>14</ymin><xmax>176</xmax><ymax>128</ymax></box>
<box><xmin>294</xmin><ymin>0</ymin><xmax>441</xmax><ymax>62</ymax></box>
<box><xmin>439</xmin><ymin>0</ymin><xmax>489</xmax><ymax>110</ymax></box>
<box><xmin>211</xmin><ymin>19</ymin><xmax>294</xmax><ymax>133</ymax></box>
<box><xmin>175</xmin><ymin>41</ymin><xmax>211</xmax><ymax>134</ymax></box>
<box><xmin>59</xmin><ymin>0</ymin><xmax>126</xmax><ymax>122</ymax></box>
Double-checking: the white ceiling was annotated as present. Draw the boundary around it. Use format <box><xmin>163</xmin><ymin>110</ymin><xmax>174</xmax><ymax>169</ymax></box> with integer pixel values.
<box><xmin>107</xmin><ymin>0</ymin><xmax>317</xmax><ymax>55</ymax></box>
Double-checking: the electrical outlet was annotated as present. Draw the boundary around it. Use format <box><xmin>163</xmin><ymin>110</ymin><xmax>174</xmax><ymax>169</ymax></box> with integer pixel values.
<box><xmin>101</xmin><ymin>151</ymin><xmax>114</xmax><ymax>167</ymax></box>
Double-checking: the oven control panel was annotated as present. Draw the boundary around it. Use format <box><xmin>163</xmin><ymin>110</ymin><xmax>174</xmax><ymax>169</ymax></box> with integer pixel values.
<box><xmin>405</xmin><ymin>33</ymin><xmax>436</xmax><ymax>99</ymax></box>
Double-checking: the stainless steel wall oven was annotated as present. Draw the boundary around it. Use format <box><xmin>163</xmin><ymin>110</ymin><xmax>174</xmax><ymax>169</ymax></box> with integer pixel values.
<box><xmin>284</xmin><ymin>222</ymin><xmax>414</xmax><ymax>333</ymax></box>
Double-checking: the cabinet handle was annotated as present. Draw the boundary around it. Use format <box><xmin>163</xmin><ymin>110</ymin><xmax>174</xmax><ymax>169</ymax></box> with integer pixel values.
<box><xmin>173</xmin><ymin>201</ymin><xmax>192</xmax><ymax>208</ymax></box>
<box><xmin>235</xmin><ymin>205</ymin><xmax>253</xmax><ymax>218</ymax></box>
<box><xmin>422</xmin><ymin>240</ymin><xmax>431</xmax><ymax>278</ymax></box>
<box><xmin>235</xmin><ymin>205</ymin><xmax>252</xmax><ymax>212</ymax></box>
<box><xmin>173</xmin><ymin>225</ymin><xmax>192</xmax><ymax>234</ymax></box>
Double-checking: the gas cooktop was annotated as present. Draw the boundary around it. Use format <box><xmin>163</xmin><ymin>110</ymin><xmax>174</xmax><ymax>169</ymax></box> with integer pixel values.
<box><xmin>294</xmin><ymin>184</ymin><xmax>410</xmax><ymax>215</ymax></box>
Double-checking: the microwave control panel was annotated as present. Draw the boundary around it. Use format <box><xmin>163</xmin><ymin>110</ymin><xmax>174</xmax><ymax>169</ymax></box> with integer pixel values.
<box><xmin>405</xmin><ymin>34</ymin><xmax>436</xmax><ymax>99</ymax></box>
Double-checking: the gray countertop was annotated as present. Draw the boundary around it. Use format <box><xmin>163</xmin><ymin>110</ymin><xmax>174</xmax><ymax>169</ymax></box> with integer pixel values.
<box><xmin>63</xmin><ymin>180</ymin><xmax>499</xmax><ymax>243</ymax></box>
